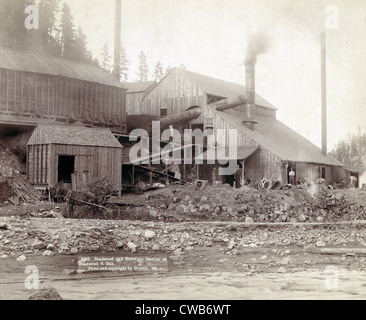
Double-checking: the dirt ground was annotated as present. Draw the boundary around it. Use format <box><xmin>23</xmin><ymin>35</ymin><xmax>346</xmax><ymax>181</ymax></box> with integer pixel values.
<box><xmin>1</xmin><ymin>242</ymin><xmax>366</xmax><ymax>300</ymax></box>
<box><xmin>1</xmin><ymin>186</ymin><xmax>366</xmax><ymax>300</ymax></box>
<box><xmin>1</xmin><ymin>218</ymin><xmax>366</xmax><ymax>300</ymax></box>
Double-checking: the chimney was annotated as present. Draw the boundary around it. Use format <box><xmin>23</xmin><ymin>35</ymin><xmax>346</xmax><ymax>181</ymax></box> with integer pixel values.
<box><xmin>113</xmin><ymin>0</ymin><xmax>122</xmax><ymax>81</ymax></box>
<box><xmin>243</xmin><ymin>58</ymin><xmax>258</xmax><ymax>130</ymax></box>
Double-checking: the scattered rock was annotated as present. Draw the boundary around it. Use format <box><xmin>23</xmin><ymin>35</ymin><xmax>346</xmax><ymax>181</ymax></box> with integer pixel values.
<box><xmin>62</xmin><ymin>269</ymin><xmax>77</xmax><ymax>276</ymax></box>
<box><xmin>17</xmin><ymin>255</ymin><xmax>26</xmax><ymax>261</ymax></box>
<box><xmin>144</xmin><ymin>230</ymin><xmax>156</xmax><ymax>239</ymax></box>
<box><xmin>1</xmin><ymin>254</ymin><xmax>8</xmax><ymax>259</ymax></box>
<box><xmin>46</xmin><ymin>244</ymin><xmax>55</xmax><ymax>251</ymax></box>
<box><xmin>32</xmin><ymin>241</ymin><xmax>47</xmax><ymax>250</ymax></box>
<box><xmin>149</xmin><ymin>210</ymin><xmax>158</xmax><ymax>218</ymax></box>
<box><xmin>316</xmin><ymin>241</ymin><xmax>326</xmax><ymax>247</ymax></box>
<box><xmin>174</xmin><ymin>248</ymin><xmax>182</xmax><ymax>256</ymax></box>
<box><xmin>245</xmin><ymin>217</ymin><xmax>254</xmax><ymax>224</ymax></box>
<box><xmin>116</xmin><ymin>241</ymin><xmax>124</xmax><ymax>248</ymax></box>
<box><xmin>259</xmin><ymin>255</ymin><xmax>268</xmax><ymax>260</ymax></box>
<box><xmin>70</xmin><ymin>248</ymin><xmax>78</xmax><ymax>255</ymax></box>
<box><xmin>280</xmin><ymin>257</ymin><xmax>291</xmax><ymax>265</ymax></box>
<box><xmin>42</xmin><ymin>250</ymin><xmax>55</xmax><ymax>257</ymax></box>
<box><xmin>28</xmin><ymin>287</ymin><xmax>62</xmax><ymax>300</ymax></box>
<box><xmin>127</xmin><ymin>242</ymin><xmax>137</xmax><ymax>250</ymax></box>
<box><xmin>152</xmin><ymin>244</ymin><xmax>160</xmax><ymax>251</ymax></box>
<box><xmin>277</xmin><ymin>267</ymin><xmax>286</xmax><ymax>273</ymax></box>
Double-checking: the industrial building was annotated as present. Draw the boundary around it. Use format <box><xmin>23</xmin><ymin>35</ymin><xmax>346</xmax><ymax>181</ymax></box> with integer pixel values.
<box><xmin>0</xmin><ymin>44</ymin><xmax>350</xmax><ymax>191</ymax></box>
<box><xmin>26</xmin><ymin>125</ymin><xmax>122</xmax><ymax>191</ymax></box>
<box><xmin>0</xmin><ymin>47</ymin><xmax>126</xmax><ymax>191</ymax></box>
<box><xmin>130</xmin><ymin>66</ymin><xmax>347</xmax><ymax>186</ymax></box>
<box><xmin>0</xmin><ymin>47</ymin><xmax>127</xmax><ymax>132</ymax></box>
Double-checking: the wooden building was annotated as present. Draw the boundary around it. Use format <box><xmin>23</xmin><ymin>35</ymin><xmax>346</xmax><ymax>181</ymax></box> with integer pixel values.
<box><xmin>124</xmin><ymin>81</ymin><xmax>156</xmax><ymax>115</ymax></box>
<box><xmin>26</xmin><ymin>125</ymin><xmax>122</xmax><ymax>191</ymax></box>
<box><xmin>197</xmin><ymin>105</ymin><xmax>345</xmax><ymax>186</ymax></box>
<box><xmin>141</xmin><ymin>67</ymin><xmax>277</xmax><ymax>126</ymax></box>
<box><xmin>134</xmin><ymin>67</ymin><xmax>346</xmax><ymax>186</ymax></box>
<box><xmin>0</xmin><ymin>48</ymin><xmax>127</xmax><ymax>132</ymax></box>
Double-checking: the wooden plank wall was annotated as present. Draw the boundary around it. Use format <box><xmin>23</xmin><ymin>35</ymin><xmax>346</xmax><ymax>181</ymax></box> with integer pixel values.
<box><xmin>141</xmin><ymin>69</ymin><xmax>206</xmax><ymax>120</ymax></box>
<box><xmin>27</xmin><ymin>144</ymin><xmax>50</xmax><ymax>185</ymax></box>
<box><xmin>48</xmin><ymin>144</ymin><xmax>122</xmax><ymax>190</ymax></box>
<box><xmin>0</xmin><ymin>68</ymin><xmax>126</xmax><ymax>129</ymax></box>
<box><xmin>126</xmin><ymin>92</ymin><xmax>144</xmax><ymax>115</ymax></box>
<box><xmin>205</xmin><ymin>106</ymin><xmax>285</xmax><ymax>182</ymax></box>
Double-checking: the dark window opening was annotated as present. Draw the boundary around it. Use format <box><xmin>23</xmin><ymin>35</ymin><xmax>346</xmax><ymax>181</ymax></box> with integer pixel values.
<box><xmin>58</xmin><ymin>155</ymin><xmax>75</xmax><ymax>183</ymax></box>
<box><xmin>321</xmin><ymin>167</ymin><xmax>326</xmax><ymax>179</ymax></box>
<box><xmin>160</xmin><ymin>108</ymin><xmax>167</xmax><ymax>117</ymax></box>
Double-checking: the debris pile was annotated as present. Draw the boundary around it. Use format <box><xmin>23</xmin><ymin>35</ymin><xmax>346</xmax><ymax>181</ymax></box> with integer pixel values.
<box><xmin>0</xmin><ymin>177</ymin><xmax>42</xmax><ymax>205</ymax></box>
<box><xmin>0</xmin><ymin>146</ymin><xmax>25</xmax><ymax>177</ymax></box>
<box><xmin>143</xmin><ymin>184</ymin><xmax>366</xmax><ymax>223</ymax></box>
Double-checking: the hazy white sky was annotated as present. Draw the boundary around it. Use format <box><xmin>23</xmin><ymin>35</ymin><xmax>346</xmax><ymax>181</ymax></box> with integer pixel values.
<box><xmin>65</xmin><ymin>0</ymin><xmax>366</xmax><ymax>151</ymax></box>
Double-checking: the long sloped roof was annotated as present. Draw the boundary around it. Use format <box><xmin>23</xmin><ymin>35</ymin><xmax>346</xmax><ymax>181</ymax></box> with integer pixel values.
<box><xmin>209</xmin><ymin>106</ymin><xmax>344</xmax><ymax>166</ymax></box>
<box><xmin>27</xmin><ymin>125</ymin><xmax>122</xmax><ymax>148</ymax></box>
<box><xmin>180</xmin><ymin>69</ymin><xmax>277</xmax><ymax>110</ymax></box>
<box><xmin>123</xmin><ymin>81</ymin><xmax>157</xmax><ymax>93</ymax></box>
<box><xmin>196</xmin><ymin>146</ymin><xmax>259</xmax><ymax>161</ymax></box>
<box><xmin>0</xmin><ymin>47</ymin><xmax>124</xmax><ymax>88</ymax></box>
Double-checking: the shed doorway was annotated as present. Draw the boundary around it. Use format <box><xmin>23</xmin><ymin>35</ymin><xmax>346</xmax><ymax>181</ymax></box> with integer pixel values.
<box><xmin>58</xmin><ymin>155</ymin><xmax>75</xmax><ymax>183</ymax></box>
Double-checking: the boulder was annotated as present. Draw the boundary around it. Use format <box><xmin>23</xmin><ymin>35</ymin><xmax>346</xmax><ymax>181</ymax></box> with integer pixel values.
<box><xmin>144</xmin><ymin>230</ymin><xmax>156</xmax><ymax>239</ymax></box>
<box><xmin>28</xmin><ymin>287</ymin><xmax>62</xmax><ymax>300</ymax></box>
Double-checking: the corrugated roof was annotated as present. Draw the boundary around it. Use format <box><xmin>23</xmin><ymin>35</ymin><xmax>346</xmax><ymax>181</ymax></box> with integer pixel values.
<box><xmin>123</xmin><ymin>81</ymin><xmax>157</xmax><ymax>93</ymax></box>
<box><xmin>0</xmin><ymin>47</ymin><xmax>124</xmax><ymax>88</ymax></box>
<box><xmin>209</xmin><ymin>106</ymin><xmax>344</xmax><ymax>166</ymax></box>
<box><xmin>26</xmin><ymin>125</ymin><xmax>122</xmax><ymax>148</ymax></box>
<box><xmin>180</xmin><ymin>69</ymin><xmax>277</xmax><ymax>110</ymax></box>
<box><xmin>196</xmin><ymin>146</ymin><xmax>259</xmax><ymax>162</ymax></box>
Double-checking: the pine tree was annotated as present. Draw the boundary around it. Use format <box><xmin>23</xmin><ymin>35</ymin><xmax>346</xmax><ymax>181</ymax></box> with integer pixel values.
<box><xmin>331</xmin><ymin>131</ymin><xmax>366</xmax><ymax>173</ymax></box>
<box><xmin>38</xmin><ymin>0</ymin><xmax>61</xmax><ymax>55</ymax></box>
<box><xmin>153</xmin><ymin>61</ymin><xmax>164</xmax><ymax>82</ymax></box>
<box><xmin>0</xmin><ymin>0</ymin><xmax>35</xmax><ymax>49</ymax></box>
<box><xmin>73</xmin><ymin>26</ymin><xmax>94</xmax><ymax>63</ymax></box>
<box><xmin>101</xmin><ymin>42</ymin><xmax>112</xmax><ymax>71</ymax></box>
<box><xmin>120</xmin><ymin>43</ymin><xmax>129</xmax><ymax>81</ymax></box>
<box><xmin>137</xmin><ymin>51</ymin><xmax>149</xmax><ymax>81</ymax></box>
<box><xmin>60</xmin><ymin>3</ymin><xmax>76</xmax><ymax>59</ymax></box>
<box><xmin>165</xmin><ymin>65</ymin><xmax>172</xmax><ymax>76</ymax></box>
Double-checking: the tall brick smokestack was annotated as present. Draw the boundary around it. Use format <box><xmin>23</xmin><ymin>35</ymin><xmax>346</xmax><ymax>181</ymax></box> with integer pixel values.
<box><xmin>113</xmin><ymin>0</ymin><xmax>122</xmax><ymax>81</ymax></box>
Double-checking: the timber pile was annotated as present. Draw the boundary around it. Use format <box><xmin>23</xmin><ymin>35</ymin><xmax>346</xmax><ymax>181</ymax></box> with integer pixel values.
<box><xmin>0</xmin><ymin>177</ymin><xmax>41</xmax><ymax>205</ymax></box>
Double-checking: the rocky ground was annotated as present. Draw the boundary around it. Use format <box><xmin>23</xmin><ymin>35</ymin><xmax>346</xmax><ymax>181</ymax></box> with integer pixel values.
<box><xmin>1</xmin><ymin>184</ymin><xmax>366</xmax><ymax>300</ymax></box>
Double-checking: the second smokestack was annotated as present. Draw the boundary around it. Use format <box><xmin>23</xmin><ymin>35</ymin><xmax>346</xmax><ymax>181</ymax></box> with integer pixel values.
<box><xmin>113</xmin><ymin>0</ymin><xmax>122</xmax><ymax>81</ymax></box>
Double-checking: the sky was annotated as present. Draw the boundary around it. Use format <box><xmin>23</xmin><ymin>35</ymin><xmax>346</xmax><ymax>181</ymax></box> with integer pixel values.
<box><xmin>64</xmin><ymin>0</ymin><xmax>366</xmax><ymax>152</ymax></box>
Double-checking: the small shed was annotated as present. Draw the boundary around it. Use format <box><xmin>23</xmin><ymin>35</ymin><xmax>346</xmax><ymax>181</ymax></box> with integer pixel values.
<box><xmin>26</xmin><ymin>125</ymin><xmax>122</xmax><ymax>191</ymax></box>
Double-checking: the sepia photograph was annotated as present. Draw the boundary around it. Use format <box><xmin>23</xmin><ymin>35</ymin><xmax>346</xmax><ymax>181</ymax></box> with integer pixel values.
<box><xmin>0</xmin><ymin>0</ymin><xmax>366</xmax><ymax>305</ymax></box>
